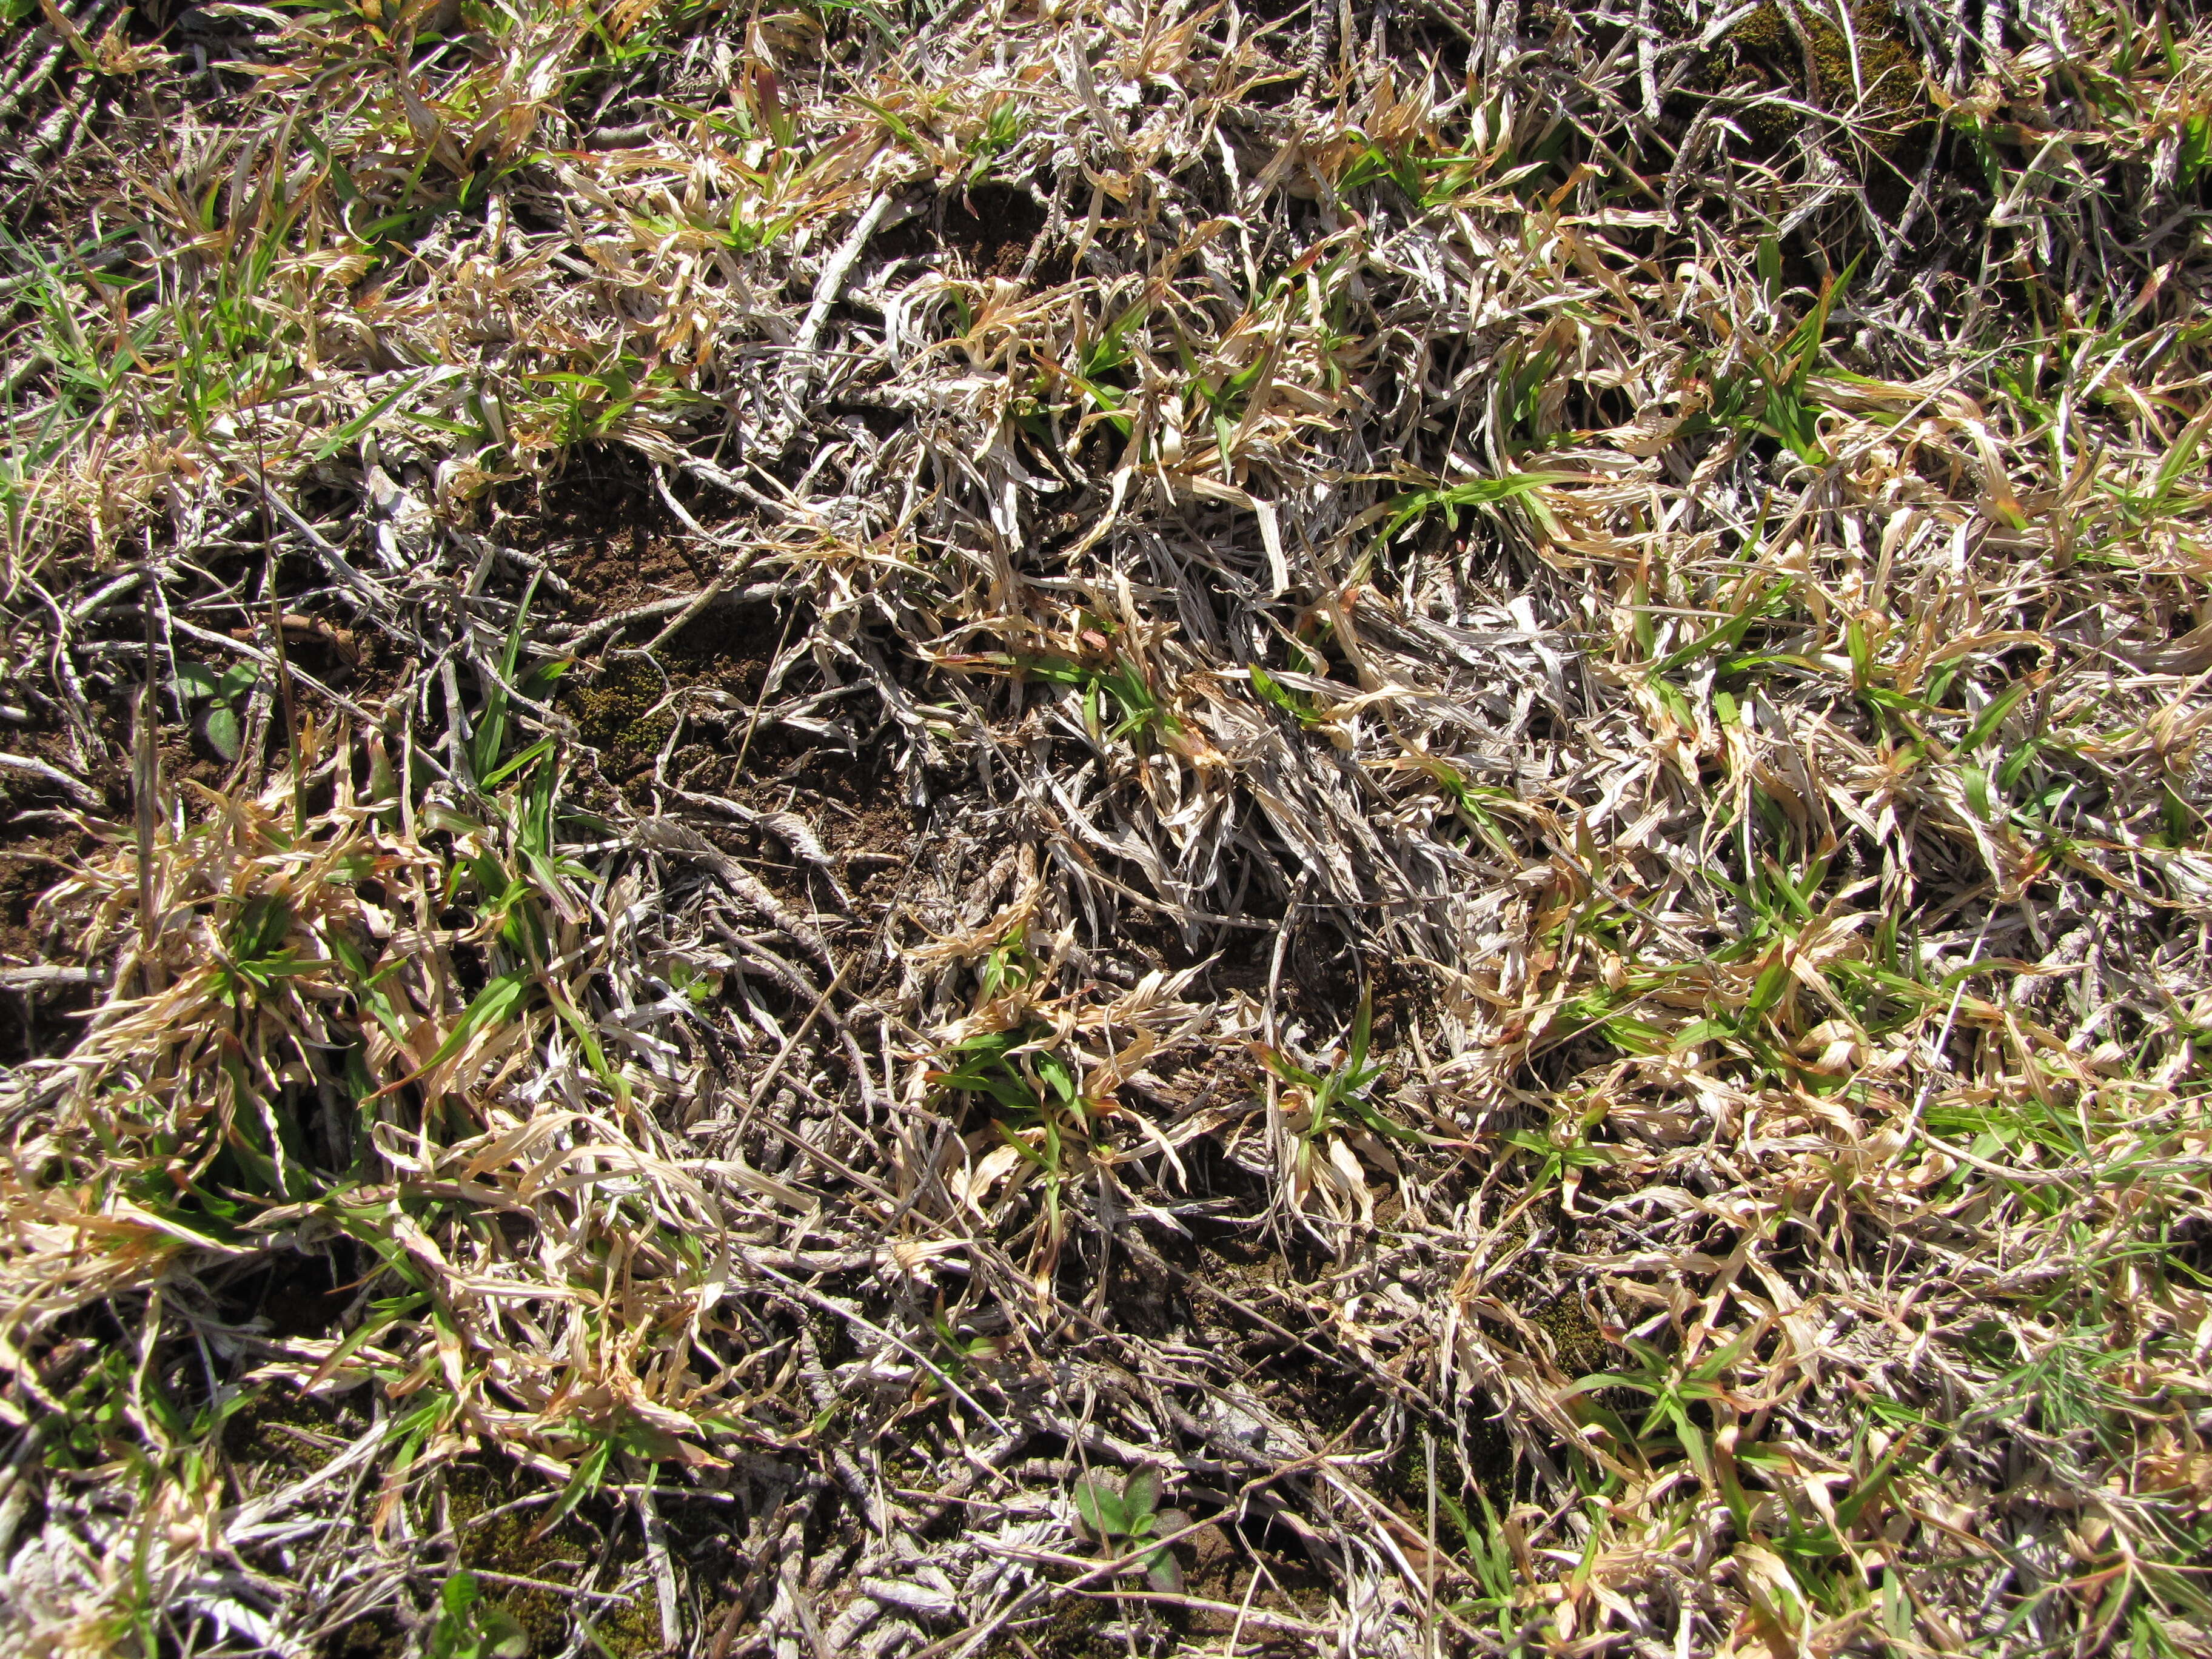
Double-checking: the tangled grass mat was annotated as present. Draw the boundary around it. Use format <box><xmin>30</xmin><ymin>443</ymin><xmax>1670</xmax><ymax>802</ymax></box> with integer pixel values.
<box><xmin>5</xmin><ymin>0</ymin><xmax>2212</xmax><ymax>1652</ymax></box>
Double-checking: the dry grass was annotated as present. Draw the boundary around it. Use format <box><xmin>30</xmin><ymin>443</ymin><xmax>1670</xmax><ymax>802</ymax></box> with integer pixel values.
<box><xmin>4</xmin><ymin>0</ymin><xmax>2212</xmax><ymax>1652</ymax></box>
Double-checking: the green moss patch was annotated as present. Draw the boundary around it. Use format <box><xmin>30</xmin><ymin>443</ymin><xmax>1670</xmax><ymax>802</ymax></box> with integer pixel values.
<box><xmin>1724</xmin><ymin>2</ymin><xmax>1934</xmax><ymax>168</ymax></box>
<box><xmin>444</xmin><ymin>1461</ymin><xmax>661</xmax><ymax>1657</ymax></box>
<box><xmin>566</xmin><ymin>658</ymin><xmax>677</xmax><ymax>770</ymax></box>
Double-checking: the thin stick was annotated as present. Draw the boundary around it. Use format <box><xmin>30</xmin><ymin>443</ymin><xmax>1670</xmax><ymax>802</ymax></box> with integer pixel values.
<box><xmin>252</xmin><ymin>410</ymin><xmax>304</xmax><ymax>831</ymax></box>
<box><xmin>731</xmin><ymin>597</ymin><xmax>802</xmax><ymax>785</ymax></box>
<box><xmin>638</xmin><ymin>1482</ymin><xmax>682</xmax><ymax>1649</ymax></box>
<box><xmin>749</xmin><ymin>1261</ymin><xmax>1014</xmax><ymax>1435</ymax></box>
<box><xmin>0</xmin><ymin>752</ymin><xmax>99</xmax><ymax>809</ymax></box>
<box><xmin>728</xmin><ymin>918</ymin><xmax>851</xmax><ymax>1077</ymax></box>
<box><xmin>642</xmin><ymin>464</ymin><xmax>767</xmax><ymax>655</ymax></box>
<box><xmin>461</xmin><ymin>1567</ymin><xmax>635</xmax><ymax>1607</ymax></box>
<box><xmin>1424</xmin><ymin>1427</ymin><xmax>1438</xmax><ymax>1659</ymax></box>
<box><xmin>1218</xmin><ymin>1561</ymin><xmax>1262</xmax><ymax>1658</ymax></box>
<box><xmin>132</xmin><ymin>582</ymin><xmax>161</xmax><ymax>994</ymax></box>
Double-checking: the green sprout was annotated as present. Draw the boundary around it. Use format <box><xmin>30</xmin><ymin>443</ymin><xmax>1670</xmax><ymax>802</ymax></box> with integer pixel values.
<box><xmin>427</xmin><ymin>1570</ymin><xmax>528</xmax><ymax>1659</ymax></box>
<box><xmin>175</xmin><ymin>658</ymin><xmax>263</xmax><ymax>763</ymax></box>
<box><xmin>1255</xmin><ymin>993</ymin><xmax>1425</xmax><ymax>1150</ymax></box>
<box><xmin>966</xmin><ymin>96</ymin><xmax>1025</xmax><ymax>185</ymax></box>
<box><xmin>1072</xmin><ymin>1466</ymin><xmax>1190</xmax><ymax>1593</ymax></box>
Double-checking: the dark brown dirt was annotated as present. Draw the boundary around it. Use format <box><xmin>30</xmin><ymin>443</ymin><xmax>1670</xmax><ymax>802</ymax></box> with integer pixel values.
<box><xmin>219</xmin><ymin>1244</ymin><xmax>363</xmax><ymax>1341</ymax></box>
<box><xmin>1667</xmin><ymin>0</ymin><xmax>1940</xmax><ymax>224</ymax></box>
<box><xmin>560</xmin><ymin>601</ymin><xmax>780</xmax><ymax>778</ymax></box>
<box><xmin>947</xmin><ymin>184</ymin><xmax>1049</xmax><ymax>279</ymax></box>
<box><xmin>738</xmin><ymin>743</ymin><xmax>911</xmax><ymax>873</ymax></box>
<box><xmin>0</xmin><ymin>804</ymin><xmax>93</xmax><ymax>1066</ymax></box>
<box><xmin>280</xmin><ymin>616</ymin><xmax>416</xmax><ymax>725</ymax></box>
<box><xmin>224</xmin><ymin>1386</ymin><xmax>358</xmax><ymax>1478</ymax></box>
<box><xmin>315</xmin><ymin>1610</ymin><xmax>407</xmax><ymax>1659</ymax></box>
<box><xmin>158</xmin><ymin>723</ymin><xmax>242</xmax><ymax>791</ymax></box>
<box><xmin>1125</xmin><ymin>1043</ymin><xmax>1265</xmax><ymax>1122</ymax></box>
<box><xmin>876</xmin><ymin>183</ymin><xmax>1052</xmax><ymax>282</ymax></box>
<box><xmin>997</xmin><ymin>1594</ymin><xmax>1113</xmax><ymax>1658</ymax></box>
<box><xmin>560</xmin><ymin>526</ymin><xmax>711</xmax><ymax>625</ymax></box>
<box><xmin>0</xmin><ymin>814</ymin><xmax>76</xmax><ymax>965</ymax></box>
<box><xmin>492</xmin><ymin>447</ymin><xmax>736</xmax><ymax>628</ymax></box>
<box><xmin>1174</xmin><ymin>1512</ymin><xmax>1336</xmax><ymax>1634</ymax></box>
<box><xmin>560</xmin><ymin>588</ymin><xmax>917</xmax><ymax>934</ymax></box>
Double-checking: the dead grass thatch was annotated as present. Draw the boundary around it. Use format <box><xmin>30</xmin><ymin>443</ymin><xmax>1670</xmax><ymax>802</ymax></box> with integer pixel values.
<box><xmin>6</xmin><ymin>0</ymin><xmax>2212</xmax><ymax>1653</ymax></box>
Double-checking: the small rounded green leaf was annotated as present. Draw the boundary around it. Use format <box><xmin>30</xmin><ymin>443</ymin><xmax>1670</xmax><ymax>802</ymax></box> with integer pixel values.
<box><xmin>1144</xmin><ymin>1543</ymin><xmax>1183</xmax><ymax>1595</ymax></box>
<box><xmin>216</xmin><ymin>663</ymin><xmax>263</xmax><ymax>702</ymax></box>
<box><xmin>479</xmin><ymin>1605</ymin><xmax>530</xmax><ymax>1658</ymax></box>
<box><xmin>203</xmin><ymin>705</ymin><xmax>243</xmax><ymax>762</ymax></box>
<box><xmin>1122</xmin><ymin>1466</ymin><xmax>1161</xmax><ymax>1517</ymax></box>
<box><xmin>1073</xmin><ymin>1475</ymin><xmax>1125</xmax><ymax>1540</ymax></box>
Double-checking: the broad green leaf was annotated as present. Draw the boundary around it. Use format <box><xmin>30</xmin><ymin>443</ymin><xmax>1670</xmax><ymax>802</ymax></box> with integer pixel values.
<box><xmin>435</xmin><ymin>1571</ymin><xmax>482</xmax><ymax>1644</ymax></box>
<box><xmin>1745</xmin><ymin>950</ymin><xmax>1792</xmax><ymax>1014</ymax></box>
<box><xmin>1250</xmin><ymin>665</ymin><xmax>1321</xmax><ymax>728</ymax></box>
<box><xmin>547</xmin><ymin>982</ymin><xmax>630</xmax><ymax>1108</ymax></box>
<box><xmin>204</xmin><ymin>703</ymin><xmax>242</xmax><ymax>762</ymax></box>
<box><xmin>470</xmin><ymin>571</ymin><xmax>541</xmax><ymax>785</ymax></box>
<box><xmin>1144</xmin><ymin>1543</ymin><xmax>1183</xmax><ymax>1594</ymax></box>
<box><xmin>1082</xmin><ymin>297</ymin><xmax>1153</xmax><ymax>379</ymax></box>
<box><xmin>477</xmin><ymin>1606</ymin><xmax>528</xmax><ymax>1659</ymax></box>
<box><xmin>311</xmin><ymin>367</ymin><xmax>444</xmax><ymax>461</ymax></box>
<box><xmin>1961</xmin><ymin>764</ymin><xmax>1994</xmax><ymax>822</ymax></box>
<box><xmin>1381</xmin><ymin>472</ymin><xmax>1569</xmax><ymax>543</ymax></box>
<box><xmin>1073</xmin><ymin>1475</ymin><xmax>1126</xmax><ymax>1539</ymax></box>
<box><xmin>532</xmin><ymin>1436</ymin><xmax>612</xmax><ymax>1542</ymax></box>
<box><xmin>1958</xmin><ymin>682</ymin><xmax>2029</xmax><ymax>754</ymax></box>
<box><xmin>479</xmin><ymin>736</ymin><xmax>554</xmax><ymax>793</ymax></box>
<box><xmin>1651</xmin><ymin>579</ymin><xmax>1795</xmax><ymax>675</ymax></box>
<box><xmin>2182</xmin><ymin>111</ymin><xmax>2212</xmax><ymax>193</ymax></box>
<box><xmin>1122</xmin><ymin>1466</ymin><xmax>1161</xmax><ymax>1518</ymax></box>
<box><xmin>1756</xmin><ymin>235</ymin><xmax>1782</xmax><ymax>302</ymax></box>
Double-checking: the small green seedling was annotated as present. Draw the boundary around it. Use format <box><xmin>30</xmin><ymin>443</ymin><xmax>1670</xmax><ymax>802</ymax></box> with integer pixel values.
<box><xmin>1378</xmin><ymin>471</ymin><xmax>1569</xmax><ymax>545</ymax></box>
<box><xmin>175</xmin><ymin>659</ymin><xmax>263</xmax><ymax>762</ymax></box>
<box><xmin>1073</xmin><ymin>1466</ymin><xmax>1188</xmax><ymax>1593</ymax></box>
<box><xmin>663</xmin><ymin>960</ymin><xmax>719</xmax><ymax>1005</ymax></box>
<box><xmin>211</xmin><ymin>892</ymin><xmax>305</xmax><ymax>1008</ymax></box>
<box><xmin>1256</xmin><ymin>993</ymin><xmax>1426</xmax><ymax>1148</ymax></box>
<box><xmin>1249</xmin><ymin>663</ymin><xmax>1324</xmax><ymax>729</ymax></box>
<box><xmin>427</xmin><ymin>1570</ymin><xmax>528</xmax><ymax>1659</ymax></box>
<box><xmin>927</xmin><ymin>1305</ymin><xmax>1001</xmax><ymax>1378</ymax></box>
<box><xmin>978</xmin><ymin>924</ymin><xmax>1033</xmax><ymax>1000</ymax></box>
<box><xmin>965</xmin><ymin>97</ymin><xmax>1025</xmax><ymax>184</ymax></box>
